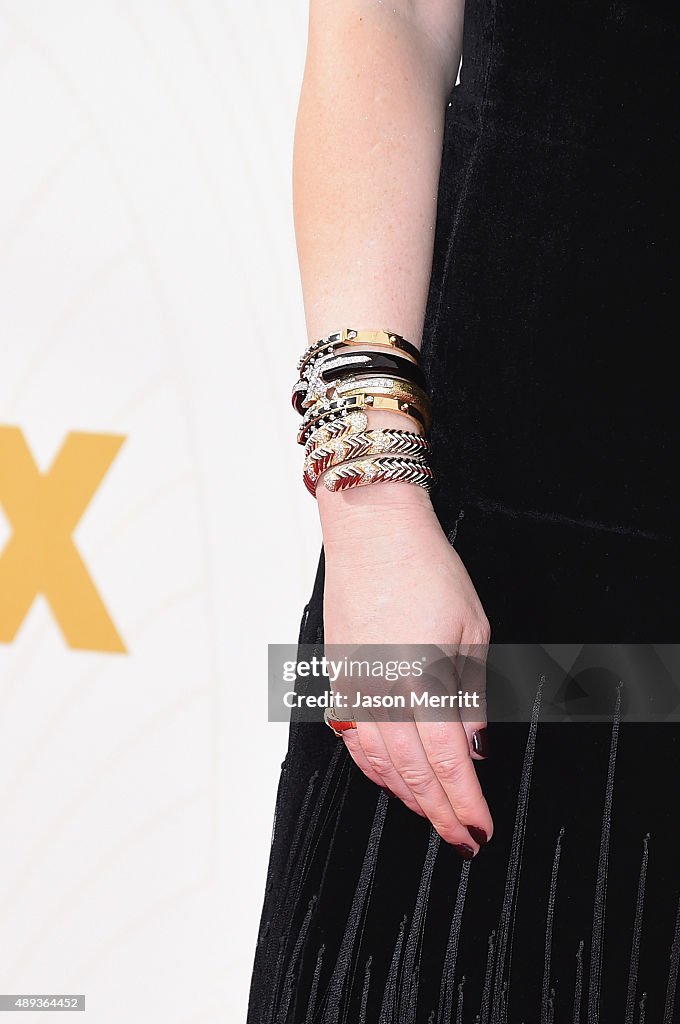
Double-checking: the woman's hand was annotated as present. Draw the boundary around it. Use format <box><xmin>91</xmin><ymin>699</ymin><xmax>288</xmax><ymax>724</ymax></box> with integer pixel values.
<box><xmin>318</xmin><ymin>472</ymin><xmax>493</xmax><ymax>857</ymax></box>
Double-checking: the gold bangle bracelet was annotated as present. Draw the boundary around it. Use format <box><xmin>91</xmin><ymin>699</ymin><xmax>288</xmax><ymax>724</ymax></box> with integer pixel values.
<box><xmin>303</xmin><ymin>429</ymin><xmax>431</xmax><ymax>495</ymax></box>
<box><xmin>333</xmin><ymin>374</ymin><xmax>428</xmax><ymax>398</ymax></box>
<box><xmin>296</xmin><ymin>394</ymin><xmax>429</xmax><ymax>445</ymax></box>
<box><xmin>333</xmin><ymin>381</ymin><xmax>432</xmax><ymax>429</ymax></box>
<box><xmin>321</xmin><ymin>454</ymin><xmax>436</xmax><ymax>494</ymax></box>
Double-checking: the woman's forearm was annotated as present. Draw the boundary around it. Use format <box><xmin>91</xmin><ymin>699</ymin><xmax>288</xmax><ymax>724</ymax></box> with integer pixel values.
<box><xmin>292</xmin><ymin>4</ymin><xmax>493</xmax><ymax>848</ymax></box>
<box><xmin>293</xmin><ymin>0</ymin><xmax>463</xmax><ymax>349</ymax></box>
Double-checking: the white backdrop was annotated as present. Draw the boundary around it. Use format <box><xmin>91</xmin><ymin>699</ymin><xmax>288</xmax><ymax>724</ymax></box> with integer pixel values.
<box><xmin>0</xmin><ymin>2</ymin><xmax>318</xmax><ymax>1020</ymax></box>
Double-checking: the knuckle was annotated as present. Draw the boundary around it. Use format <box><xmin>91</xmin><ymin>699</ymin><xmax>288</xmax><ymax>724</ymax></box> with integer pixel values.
<box><xmin>363</xmin><ymin>749</ymin><xmax>393</xmax><ymax>777</ymax></box>
<box><xmin>429</xmin><ymin>752</ymin><xmax>467</xmax><ymax>784</ymax></box>
<box><xmin>399</xmin><ymin>764</ymin><xmax>436</xmax><ymax>793</ymax></box>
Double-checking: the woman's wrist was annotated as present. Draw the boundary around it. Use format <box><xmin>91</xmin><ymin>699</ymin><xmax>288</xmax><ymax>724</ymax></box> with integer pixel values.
<box><xmin>317</xmin><ymin>475</ymin><xmax>437</xmax><ymax>548</ymax></box>
<box><xmin>314</xmin><ymin>407</ymin><xmax>436</xmax><ymax>541</ymax></box>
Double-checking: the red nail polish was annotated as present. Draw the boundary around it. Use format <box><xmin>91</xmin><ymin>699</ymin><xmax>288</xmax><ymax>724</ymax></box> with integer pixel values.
<box><xmin>472</xmin><ymin>728</ymin><xmax>490</xmax><ymax>757</ymax></box>
<box><xmin>468</xmin><ymin>825</ymin><xmax>488</xmax><ymax>846</ymax></box>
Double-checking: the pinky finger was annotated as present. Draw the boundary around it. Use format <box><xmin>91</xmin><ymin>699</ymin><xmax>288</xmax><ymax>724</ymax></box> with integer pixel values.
<box><xmin>342</xmin><ymin>724</ymin><xmax>425</xmax><ymax>816</ymax></box>
<box><xmin>340</xmin><ymin>726</ymin><xmax>388</xmax><ymax>792</ymax></box>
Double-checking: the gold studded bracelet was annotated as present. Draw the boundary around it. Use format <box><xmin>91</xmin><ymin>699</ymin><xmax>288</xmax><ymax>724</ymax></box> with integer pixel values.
<box><xmin>297</xmin><ymin>327</ymin><xmax>421</xmax><ymax>375</ymax></box>
<box><xmin>296</xmin><ymin>394</ymin><xmax>429</xmax><ymax>446</ymax></box>
<box><xmin>334</xmin><ymin>378</ymin><xmax>432</xmax><ymax>427</ymax></box>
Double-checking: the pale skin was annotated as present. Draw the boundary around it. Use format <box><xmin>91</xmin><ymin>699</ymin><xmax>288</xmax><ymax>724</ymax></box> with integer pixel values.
<box><xmin>293</xmin><ymin>0</ymin><xmax>493</xmax><ymax>854</ymax></box>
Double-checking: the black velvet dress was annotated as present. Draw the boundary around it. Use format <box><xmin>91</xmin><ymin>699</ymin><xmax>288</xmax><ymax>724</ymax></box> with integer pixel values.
<box><xmin>248</xmin><ymin>2</ymin><xmax>680</xmax><ymax>1021</ymax></box>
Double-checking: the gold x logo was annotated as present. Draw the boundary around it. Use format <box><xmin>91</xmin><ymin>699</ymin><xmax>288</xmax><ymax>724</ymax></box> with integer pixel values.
<box><xmin>0</xmin><ymin>427</ymin><xmax>127</xmax><ymax>653</ymax></box>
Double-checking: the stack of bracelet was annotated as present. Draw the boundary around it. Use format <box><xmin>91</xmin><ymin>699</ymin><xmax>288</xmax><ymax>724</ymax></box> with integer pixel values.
<box><xmin>291</xmin><ymin>328</ymin><xmax>436</xmax><ymax>496</ymax></box>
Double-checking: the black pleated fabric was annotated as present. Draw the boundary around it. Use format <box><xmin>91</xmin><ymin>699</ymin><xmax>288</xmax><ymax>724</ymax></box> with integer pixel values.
<box><xmin>247</xmin><ymin>1</ymin><xmax>680</xmax><ymax>1020</ymax></box>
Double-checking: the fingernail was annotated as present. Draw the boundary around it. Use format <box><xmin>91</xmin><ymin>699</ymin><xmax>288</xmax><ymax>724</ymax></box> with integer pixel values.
<box><xmin>472</xmin><ymin>728</ymin><xmax>489</xmax><ymax>758</ymax></box>
<box><xmin>468</xmin><ymin>825</ymin><xmax>488</xmax><ymax>846</ymax></box>
<box><xmin>453</xmin><ymin>843</ymin><xmax>475</xmax><ymax>860</ymax></box>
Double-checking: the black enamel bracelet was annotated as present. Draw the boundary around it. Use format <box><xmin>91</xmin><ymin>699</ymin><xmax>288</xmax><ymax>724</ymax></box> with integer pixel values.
<box><xmin>320</xmin><ymin>350</ymin><xmax>429</xmax><ymax>393</ymax></box>
<box><xmin>297</xmin><ymin>327</ymin><xmax>422</xmax><ymax>374</ymax></box>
